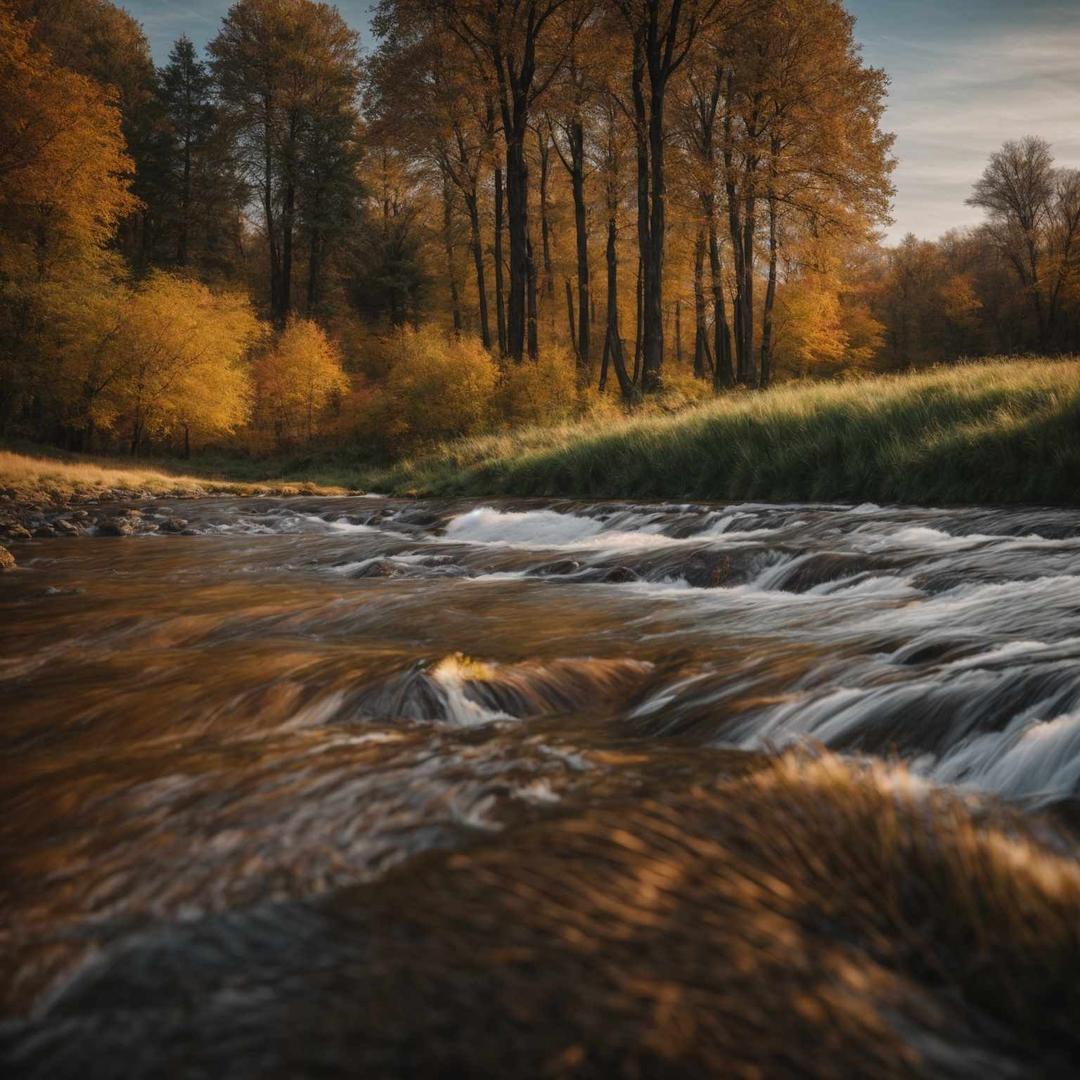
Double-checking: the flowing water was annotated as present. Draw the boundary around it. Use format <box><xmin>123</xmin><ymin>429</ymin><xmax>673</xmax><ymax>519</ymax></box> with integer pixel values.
<box><xmin>3</xmin><ymin>496</ymin><xmax>1080</xmax><ymax>1076</ymax></box>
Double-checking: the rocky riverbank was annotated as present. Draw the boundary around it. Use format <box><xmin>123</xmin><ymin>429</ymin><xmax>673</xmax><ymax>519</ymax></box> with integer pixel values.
<box><xmin>0</xmin><ymin>449</ymin><xmax>356</xmax><ymax>562</ymax></box>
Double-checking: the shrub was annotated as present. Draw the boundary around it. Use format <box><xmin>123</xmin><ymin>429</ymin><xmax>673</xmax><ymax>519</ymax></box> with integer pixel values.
<box><xmin>496</xmin><ymin>347</ymin><xmax>579</xmax><ymax>428</ymax></box>
<box><xmin>383</xmin><ymin>327</ymin><xmax>498</xmax><ymax>451</ymax></box>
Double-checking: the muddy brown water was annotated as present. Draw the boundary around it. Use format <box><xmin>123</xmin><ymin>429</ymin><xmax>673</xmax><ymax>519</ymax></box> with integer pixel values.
<box><xmin>2</xmin><ymin>497</ymin><xmax>1080</xmax><ymax>1076</ymax></box>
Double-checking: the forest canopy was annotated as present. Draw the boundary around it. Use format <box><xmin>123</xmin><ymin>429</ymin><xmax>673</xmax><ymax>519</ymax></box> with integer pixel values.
<box><xmin>1</xmin><ymin>0</ymin><xmax>1077</xmax><ymax>461</ymax></box>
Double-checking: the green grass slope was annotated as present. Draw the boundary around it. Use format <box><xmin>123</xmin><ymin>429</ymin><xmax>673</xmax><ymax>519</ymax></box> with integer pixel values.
<box><xmin>368</xmin><ymin>358</ymin><xmax>1080</xmax><ymax>505</ymax></box>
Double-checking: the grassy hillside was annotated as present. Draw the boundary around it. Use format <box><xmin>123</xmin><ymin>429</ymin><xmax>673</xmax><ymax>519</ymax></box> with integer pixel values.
<box><xmin>367</xmin><ymin>358</ymin><xmax>1080</xmax><ymax>505</ymax></box>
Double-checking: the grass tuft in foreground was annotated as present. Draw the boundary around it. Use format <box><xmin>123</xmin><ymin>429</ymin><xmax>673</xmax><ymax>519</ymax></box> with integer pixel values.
<box><xmin>368</xmin><ymin>358</ymin><xmax>1080</xmax><ymax>505</ymax></box>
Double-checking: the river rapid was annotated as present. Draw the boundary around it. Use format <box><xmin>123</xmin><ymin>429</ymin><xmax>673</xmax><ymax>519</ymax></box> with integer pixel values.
<box><xmin>3</xmin><ymin>496</ymin><xmax>1080</xmax><ymax>1076</ymax></box>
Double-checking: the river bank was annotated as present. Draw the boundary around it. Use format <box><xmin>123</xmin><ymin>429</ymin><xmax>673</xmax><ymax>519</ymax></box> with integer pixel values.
<box><xmin>370</xmin><ymin>358</ymin><xmax>1080</xmax><ymax>504</ymax></box>
<box><xmin>0</xmin><ymin>449</ymin><xmax>351</xmax><ymax>548</ymax></box>
<box><xmin>4</xmin><ymin>360</ymin><xmax>1078</xmax><ymax>521</ymax></box>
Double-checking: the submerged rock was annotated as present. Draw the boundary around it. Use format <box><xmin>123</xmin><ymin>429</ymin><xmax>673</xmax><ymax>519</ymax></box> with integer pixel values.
<box><xmin>0</xmin><ymin>545</ymin><xmax>14</xmax><ymax>571</ymax></box>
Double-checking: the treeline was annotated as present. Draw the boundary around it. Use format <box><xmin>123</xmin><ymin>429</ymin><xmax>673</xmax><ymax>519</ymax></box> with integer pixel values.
<box><xmin>1</xmin><ymin>0</ymin><xmax>1077</xmax><ymax>463</ymax></box>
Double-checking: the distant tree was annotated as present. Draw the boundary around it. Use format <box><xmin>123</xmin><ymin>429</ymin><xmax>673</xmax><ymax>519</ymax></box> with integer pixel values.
<box><xmin>967</xmin><ymin>138</ymin><xmax>1080</xmax><ymax>352</ymax></box>
<box><xmin>967</xmin><ymin>137</ymin><xmax>1056</xmax><ymax>349</ymax></box>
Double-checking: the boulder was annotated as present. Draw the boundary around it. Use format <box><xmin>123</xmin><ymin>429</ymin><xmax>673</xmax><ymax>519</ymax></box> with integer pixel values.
<box><xmin>97</xmin><ymin>517</ymin><xmax>135</xmax><ymax>537</ymax></box>
<box><xmin>0</xmin><ymin>545</ymin><xmax>14</xmax><ymax>571</ymax></box>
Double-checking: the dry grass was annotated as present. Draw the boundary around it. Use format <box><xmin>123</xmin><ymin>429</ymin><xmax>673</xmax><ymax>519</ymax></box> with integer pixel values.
<box><xmin>0</xmin><ymin>449</ymin><xmax>350</xmax><ymax>505</ymax></box>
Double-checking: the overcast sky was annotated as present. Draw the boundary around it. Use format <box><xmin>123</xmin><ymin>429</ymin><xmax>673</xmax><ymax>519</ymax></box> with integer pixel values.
<box><xmin>124</xmin><ymin>0</ymin><xmax>1080</xmax><ymax>243</ymax></box>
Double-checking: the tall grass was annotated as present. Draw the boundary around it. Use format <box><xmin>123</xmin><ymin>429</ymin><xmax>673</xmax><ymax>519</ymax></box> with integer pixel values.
<box><xmin>367</xmin><ymin>358</ymin><xmax>1080</xmax><ymax>505</ymax></box>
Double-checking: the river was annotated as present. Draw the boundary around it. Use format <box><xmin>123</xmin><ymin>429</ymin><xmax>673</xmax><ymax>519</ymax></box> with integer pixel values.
<box><xmin>3</xmin><ymin>496</ymin><xmax>1080</xmax><ymax>1076</ymax></box>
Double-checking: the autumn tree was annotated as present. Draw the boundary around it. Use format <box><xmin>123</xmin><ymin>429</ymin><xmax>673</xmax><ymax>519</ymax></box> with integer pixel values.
<box><xmin>14</xmin><ymin>0</ymin><xmax>160</xmax><ymax>259</ymax></box>
<box><xmin>548</xmin><ymin>0</ymin><xmax>599</xmax><ymax>369</ymax></box>
<box><xmin>428</xmin><ymin>0</ymin><xmax>570</xmax><ymax>361</ymax></box>
<box><xmin>0</xmin><ymin>2</ymin><xmax>137</xmax><ymax>432</ymax></box>
<box><xmin>255</xmin><ymin>318</ymin><xmax>349</xmax><ymax>445</ymax></box>
<box><xmin>718</xmin><ymin>0</ymin><xmax>892</xmax><ymax>387</ymax></box>
<box><xmin>612</xmin><ymin>0</ymin><xmax>725</xmax><ymax>392</ymax></box>
<box><xmin>112</xmin><ymin>274</ymin><xmax>261</xmax><ymax>455</ymax></box>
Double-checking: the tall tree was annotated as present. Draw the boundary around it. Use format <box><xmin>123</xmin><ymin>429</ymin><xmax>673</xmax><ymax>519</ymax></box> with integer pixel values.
<box><xmin>549</xmin><ymin>0</ymin><xmax>598</xmax><ymax>369</ymax></box>
<box><xmin>615</xmin><ymin>0</ymin><xmax>720</xmax><ymax>392</ymax></box>
<box><xmin>435</xmin><ymin>0</ymin><xmax>569</xmax><ymax>361</ymax></box>
<box><xmin>147</xmin><ymin>37</ymin><xmax>247</xmax><ymax>273</ymax></box>
<box><xmin>210</xmin><ymin>0</ymin><xmax>362</xmax><ymax>326</ymax></box>
<box><xmin>0</xmin><ymin>3</ymin><xmax>137</xmax><ymax>433</ymax></box>
<box><xmin>722</xmin><ymin>0</ymin><xmax>892</xmax><ymax>386</ymax></box>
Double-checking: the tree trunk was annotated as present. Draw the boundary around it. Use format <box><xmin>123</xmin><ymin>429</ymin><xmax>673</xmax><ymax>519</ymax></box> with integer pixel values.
<box><xmin>708</xmin><ymin>202</ymin><xmax>734</xmax><ymax>389</ymax></box>
<box><xmin>633</xmin><ymin>255</ymin><xmax>644</xmax><ymax>386</ymax></box>
<box><xmin>178</xmin><ymin>129</ymin><xmax>191</xmax><ymax>266</ymax></box>
<box><xmin>505</xmin><ymin>136</ymin><xmax>529</xmax><ymax>361</ymax></box>
<box><xmin>279</xmin><ymin>179</ymin><xmax>295</xmax><ymax>327</ymax></box>
<box><xmin>759</xmin><ymin>184</ymin><xmax>778</xmax><ymax>389</ymax></box>
<box><xmin>306</xmin><ymin>215</ymin><xmax>322</xmax><ymax>315</ymax></box>
<box><xmin>538</xmin><ymin>128</ymin><xmax>555</xmax><ymax>310</ymax></box>
<box><xmin>526</xmin><ymin>233</ymin><xmax>539</xmax><ymax>359</ymax></box>
<box><xmin>569</xmin><ymin>120</ymin><xmax>590</xmax><ymax>368</ymax></box>
<box><xmin>675</xmin><ymin>299</ymin><xmax>682</xmax><ymax>364</ymax></box>
<box><xmin>465</xmin><ymin>192</ymin><xmax>491</xmax><ymax>349</ymax></box>
<box><xmin>604</xmin><ymin>210</ymin><xmax>633</xmax><ymax>398</ymax></box>
<box><xmin>741</xmin><ymin>176</ymin><xmax>757</xmax><ymax>386</ymax></box>
<box><xmin>494</xmin><ymin>165</ymin><xmax>507</xmax><ymax>354</ymax></box>
<box><xmin>566</xmin><ymin>277</ymin><xmax>578</xmax><ymax>357</ymax></box>
<box><xmin>442</xmin><ymin>173</ymin><xmax>463</xmax><ymax>333</ymax></box>
<box><xmin>693</xmin><ymin>227</ymin><xmax>709</xmax><ymax>378</ymax></box>
<box><xmin>641</xmin><ymin>79</ymin><xmax>667</xmax><ymax>393</ymax></box>
<box><xmin>263</xmin><ymin>96</ymin><xmax>281</xmax><ymax>324</ymax></box>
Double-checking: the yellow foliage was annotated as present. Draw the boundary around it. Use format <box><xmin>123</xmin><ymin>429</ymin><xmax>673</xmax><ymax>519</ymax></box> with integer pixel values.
<box><xmin>773</xmin><ymin>275</ymin><xmax>849</xmax><ymax>377</ymax></box>
<box><xmin>115</xmin><ymin>274</ymin><xmax>262</xmax><ymax>451</ymax></box>
<box><xmin>255</xmin><ymin>319</ymin><xmax>350</xmax><ymax>446</ymax></box>
<box><xmin>496</xmin><ymin>347</ymin><xmax>578</xmax><ymax>428</ymax></box>
<box><xmin>383</xmin><ymin>326</ymin><xmax>497</xmax><ymax>450</ymax></box>
<box><xmin>941</xmin><ymin>273</ymin><xmax>982</xmax><ymax>329</ymax></box>
<box><xmin>7</xmin><ymin>269</ymin><xmax>260</xmax><ymax>452</ymax></box>
<box><xmin>0</xmin><ymin>3</ymin><xmax>137</xmax><ymax>279</ymax></box>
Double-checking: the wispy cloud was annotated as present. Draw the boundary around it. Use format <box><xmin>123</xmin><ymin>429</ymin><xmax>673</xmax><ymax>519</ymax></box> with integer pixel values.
<box><xmin>866</xmin><ymin>22</ymin><xmax>1080</xmax><ymax>241</ymax></box>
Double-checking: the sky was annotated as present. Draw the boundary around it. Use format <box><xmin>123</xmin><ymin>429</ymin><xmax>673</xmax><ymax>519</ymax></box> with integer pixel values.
<box><xmin>124</xmin><ymin>0</ymin><xmax>1080</xmax><ymax>243</ymax></box>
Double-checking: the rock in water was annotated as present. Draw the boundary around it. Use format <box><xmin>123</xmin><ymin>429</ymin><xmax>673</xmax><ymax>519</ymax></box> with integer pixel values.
<box><xmin>97</xmin><ymin>518</ymin><xmax>135</xmax><ymax>537</ymax></box>
<box><xmin>0</xmin><ymin>545</ymin><xmax>15</xmax><ymax>571</ymax></box>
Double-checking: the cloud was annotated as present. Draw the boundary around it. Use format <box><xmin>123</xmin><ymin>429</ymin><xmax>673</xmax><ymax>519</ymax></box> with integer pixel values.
<box><xmin>877</xmin><ymin>25</ymin><xmax>1080</xmax><ymax>241</ymax></box>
